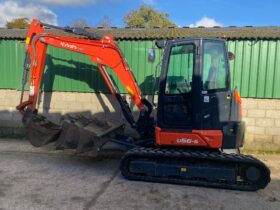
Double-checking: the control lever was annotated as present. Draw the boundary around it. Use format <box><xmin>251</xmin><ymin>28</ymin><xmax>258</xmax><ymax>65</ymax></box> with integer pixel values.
<box><xmin>20</xmin><ymin>52</ymin><xmax>30</xmax><ymax>104</ymax></box>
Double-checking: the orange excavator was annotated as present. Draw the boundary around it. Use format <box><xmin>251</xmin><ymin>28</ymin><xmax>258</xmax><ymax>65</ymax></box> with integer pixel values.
<box><xmin>16</xmin><ymin>19</ymin><xmax>270</xmax><ymax>191</ymax></box>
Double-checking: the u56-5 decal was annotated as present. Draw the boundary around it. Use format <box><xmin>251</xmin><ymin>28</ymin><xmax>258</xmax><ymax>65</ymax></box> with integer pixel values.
<box><xmin>176</xmin><ymin>138</ymin><xmax>199</xmax><ymax>144</ymax></box>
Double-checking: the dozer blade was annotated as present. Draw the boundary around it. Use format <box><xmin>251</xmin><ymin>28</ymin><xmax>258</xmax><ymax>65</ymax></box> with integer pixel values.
<box><xmin>23</xmin><ymin>109</ymin><xmax>61</xmax><ymax>147</ymax></box>
<box><xmin>55</xmin><ymin>115</ymin><xmax>124</xmax><ymax>155</ymax></box>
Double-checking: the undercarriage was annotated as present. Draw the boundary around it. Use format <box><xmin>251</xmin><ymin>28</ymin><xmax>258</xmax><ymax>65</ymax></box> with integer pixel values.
<box><xmin>23</xmin><ymin>111</ymin><xmax>270</xmax><ymax>191</ymax></box>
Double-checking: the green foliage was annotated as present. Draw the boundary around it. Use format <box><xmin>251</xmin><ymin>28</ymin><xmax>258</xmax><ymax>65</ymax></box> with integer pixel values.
<box><xmin>241</xmin><ymin>148</ymin><xmax>280</xmax><ymax>154</ymax></box>
<box><xmin>6</xmin><ymin>18</ymin><xmax>30</xmax><ymax>29</ymax></box>
<box><xmin>124</xmin><ymin>4</ymin><xmax>176</xmax><ymax>28</ymax></box>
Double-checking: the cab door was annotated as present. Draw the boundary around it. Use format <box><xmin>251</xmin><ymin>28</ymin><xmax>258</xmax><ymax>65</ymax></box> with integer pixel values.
<box><xmin>157</xmin><ymin>40</ymin><xmax>200</xmax><ymax>130</ymax></box>
<box><xmin>199</xmin><ymin>40</ymin><xmax>231</xmax><ymax>130</ymax></box>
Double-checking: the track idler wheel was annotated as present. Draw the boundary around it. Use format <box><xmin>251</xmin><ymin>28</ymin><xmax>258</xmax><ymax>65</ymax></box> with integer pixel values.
<box><xmin>245</xmin><ymin>166</ymin><xmax>261</xmax><ymax>182</ymax></box>
<box><xmin>23</xmin><ymin>108</ymin><xmax>61</xmax><ymax>147</ymax></box>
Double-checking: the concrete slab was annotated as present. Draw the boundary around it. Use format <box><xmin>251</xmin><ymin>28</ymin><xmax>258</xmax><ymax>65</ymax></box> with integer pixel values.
<box><xmin>0</xmin><ymin>139</ymin><xmax>279</xmax><ymax>210</ymax></box>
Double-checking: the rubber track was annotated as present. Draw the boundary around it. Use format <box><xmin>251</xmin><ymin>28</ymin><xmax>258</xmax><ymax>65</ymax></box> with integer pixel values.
<box><xmin>120</xmin><ymin>147</ymin><xmax>271</xmax><ymax>191</ymax></box>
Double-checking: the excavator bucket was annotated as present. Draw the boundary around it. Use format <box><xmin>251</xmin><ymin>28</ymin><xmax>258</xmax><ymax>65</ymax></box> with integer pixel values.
<box><xmin>23</xmin><ymin>109</ymin><xmax>124</xmax><ymax>154</ymax></box>
<box><xmin>56</xmin><ymin>115</ymin><xmax>124</xmax><ymax>155</ymax></box>
<box><xmin>22</xmin><ymin>109</ymin><xmax>61</xmax><ymax>147</ymax></box>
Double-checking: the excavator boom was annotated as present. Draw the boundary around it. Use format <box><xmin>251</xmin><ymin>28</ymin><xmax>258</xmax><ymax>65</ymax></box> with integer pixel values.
<box><xmin>16</xmin><ymin>19</ymin><xmax>153</xmax><ymax>148</ymax></box>
<box><xmin>16</xmin><ymin>19</ymin><xmax>153</xmax><ymax>142</ymax></box>
<box><xmin>18</xmin><ymin>19</ymin><xmax>146</xmax><ymax>111</ymax></box>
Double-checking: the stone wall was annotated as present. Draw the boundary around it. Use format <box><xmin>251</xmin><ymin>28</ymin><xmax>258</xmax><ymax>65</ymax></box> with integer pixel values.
<box><xmin>242</xmin><ymin>98</ymin><xmax>280</xmax><ymax>151</ymax></box>
<box><xmin>0</xmin><ymin>89</ymin><xmax>127</xmax><ymax>137</ymax></box>
<box><xmin>0</xmin><ymin>89</ymin><xmax>280</xmax><ymax>151</ymax></box>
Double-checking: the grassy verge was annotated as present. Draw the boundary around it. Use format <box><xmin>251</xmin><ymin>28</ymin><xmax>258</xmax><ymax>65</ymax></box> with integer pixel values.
<box><xmin>241</xmin><ymin>148</ymin><xmax>280</xmax><ymax>155</ymax></box>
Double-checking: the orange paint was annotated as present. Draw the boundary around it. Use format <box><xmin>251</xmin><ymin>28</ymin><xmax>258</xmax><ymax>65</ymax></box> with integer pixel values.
<box><xmin>155</xmin><ymin>127</ymin><xmax>222</xmax><ymax>149</ymax></box>
<box><xmin>17</xmin><ymin>19</ymin><xmax>145</xmax><ymax>113</ymax></box>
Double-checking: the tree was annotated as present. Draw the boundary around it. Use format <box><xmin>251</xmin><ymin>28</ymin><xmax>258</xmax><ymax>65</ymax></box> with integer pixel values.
<box><xmin>6</xmin><ymin>18</ymin><xmax>30</xmax><ymax>29</ymax></box>
<box><xmin>96</xmin><ymin>16</ymin><xmax>112</xmax><ymax>28</ymax></box>
<box><xmin>124</xmin><ymin>4</ymin><xmax>176</xmax><ymax>28</ymax></box>
<box><xmin>72</xmin><ymin>18</ymin><xmax>89</xmax><ymax>28</ymax></box>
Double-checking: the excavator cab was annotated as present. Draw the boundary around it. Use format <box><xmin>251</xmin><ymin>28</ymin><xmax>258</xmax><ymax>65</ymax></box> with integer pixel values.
<box><xmin>155</xmin><ymin>38</ymin><xmax>244</xmax><ymax>149</ymax></box>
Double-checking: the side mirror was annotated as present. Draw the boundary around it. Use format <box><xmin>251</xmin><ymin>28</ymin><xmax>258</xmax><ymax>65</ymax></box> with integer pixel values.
<box><xmin>148</xmin><ymin>48</ymin><xmax>155</xmax><ymax>63</ymax></box>
<box><xmin>155</xmin><ymin>40</ymin><xmax>166</xmax><ymax>49</ymax></box>
<box><xmin>228</xmin><ymin>52</ymin><xmax>235</xmax><ymax>61</ymax></box>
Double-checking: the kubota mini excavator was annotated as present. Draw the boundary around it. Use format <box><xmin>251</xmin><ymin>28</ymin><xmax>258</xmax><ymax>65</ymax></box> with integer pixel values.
<box><xmin>16</xmin><ymin>19</ymin><xmax>270</xmax><ymax>191</ymax></box>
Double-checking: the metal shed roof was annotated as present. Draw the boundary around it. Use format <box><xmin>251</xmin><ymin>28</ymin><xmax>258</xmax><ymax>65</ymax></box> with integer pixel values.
<box><xmin>0</xmin><ymin>26</ymin><xmax>280</xmax><ymax>40</ymax></box>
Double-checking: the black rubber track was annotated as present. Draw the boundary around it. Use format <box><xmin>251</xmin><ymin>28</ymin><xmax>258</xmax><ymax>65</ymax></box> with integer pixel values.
<box><xmin>120</xmin><ymin>147</ymin><xmax>271</xmax><ymax>191</ymax></box>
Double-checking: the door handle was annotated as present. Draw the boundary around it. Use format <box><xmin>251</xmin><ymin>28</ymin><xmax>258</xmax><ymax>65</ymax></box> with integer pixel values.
<box><xmin>226</xmin><ymin>93</ymin><xmax>231</xmax><ymax>100</ymax></box>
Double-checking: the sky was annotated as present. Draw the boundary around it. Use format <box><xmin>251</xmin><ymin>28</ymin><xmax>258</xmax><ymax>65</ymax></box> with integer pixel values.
<box><xmin>0</xmin><ymin>0</ymin><xmax>279</xmax><ymax>27</ymax></box>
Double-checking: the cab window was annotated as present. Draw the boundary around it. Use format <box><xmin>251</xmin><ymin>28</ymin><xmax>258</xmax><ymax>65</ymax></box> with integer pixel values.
<box><xmin>203</xmin><ymin>41</ymin><xmax>228</xmax><ymax>90</ymax></box>
<box><xmin>165</xmin><ymin>44</ymin><xmax>194</xmax><ymax>94</ymax></box>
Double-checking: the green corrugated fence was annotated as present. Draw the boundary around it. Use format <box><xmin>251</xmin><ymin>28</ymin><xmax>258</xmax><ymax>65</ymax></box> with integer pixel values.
<box><xmin>227</xmin><ymin>40</ymin><xmax>280</xmax><ymax>98</ymax></box>
<box><xmin>0</xmin><ymin>40</ymin><xmax>25</xmax><ymax>89</ymax></box>
<box><xmin>0</xmin><ymin>39</ymin><xmax>279</xmax><ymax>98</ymax></box>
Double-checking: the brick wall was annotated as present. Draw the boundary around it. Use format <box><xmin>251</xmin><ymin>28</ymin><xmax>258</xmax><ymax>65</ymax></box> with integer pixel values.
<box><xmin>0</xmin><ymin>89</ymin><xmax>280</xmax><ymax>151</ymax></box>
<box><xmin>0</xmin><ymin>89</ymin><xmax>127</xmax><ymax>137</ymax></box>
<box><xmin>242</xmin><ymin>98</ymin><xmax>280</xmax><ymax>151</ymax></box>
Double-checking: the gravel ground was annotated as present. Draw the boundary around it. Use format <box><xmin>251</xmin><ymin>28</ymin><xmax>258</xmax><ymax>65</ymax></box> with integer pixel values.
<box><xmin>0</xmin><ymin>139</ymin><xmax>279</xmax><ymax>210</ymax></box>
